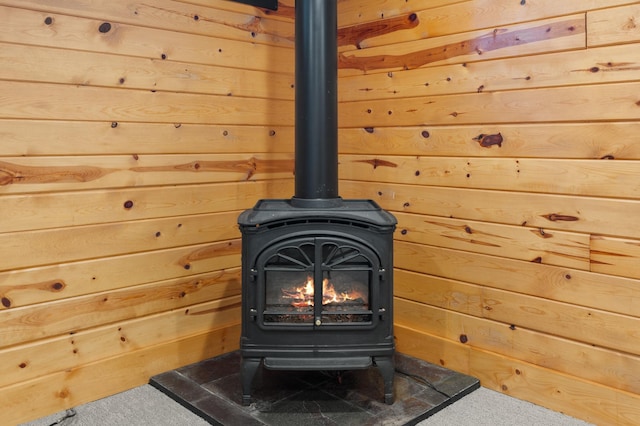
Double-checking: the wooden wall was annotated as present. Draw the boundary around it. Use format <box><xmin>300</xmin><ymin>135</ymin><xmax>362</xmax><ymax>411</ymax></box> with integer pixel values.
<box><xmin>0</xmin><ymin>1</ymin><xmax>294</xmax><ymax>424</ymax></box>
<box><xmin>337</xmin><ymin>1</ymin><xmax>640</xmax><ymax>425</ymax></box>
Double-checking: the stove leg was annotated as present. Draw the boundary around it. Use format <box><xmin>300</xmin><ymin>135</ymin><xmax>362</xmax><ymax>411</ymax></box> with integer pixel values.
<box><xmin>241</xmin><ymin>357</ymin><xmax>261</xmax><ymax>406</ymax></box>
<box><xmin>375</xmin><ymin>356</ymin><xmax>395</xmax><ymax>404</ymax></box>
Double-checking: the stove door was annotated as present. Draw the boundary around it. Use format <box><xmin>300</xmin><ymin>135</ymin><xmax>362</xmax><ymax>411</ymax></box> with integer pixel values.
<box><xmin>257</xmin><ymin>236</ymin><xmax>380</xmax><ymax>329</ymax></box>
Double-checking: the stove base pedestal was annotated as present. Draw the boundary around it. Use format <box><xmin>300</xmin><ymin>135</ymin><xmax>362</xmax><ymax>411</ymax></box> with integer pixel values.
<box><xmin>241</xmin><ymin>355</ymin><xmax>395</xmax><ymax>406</ymax></box>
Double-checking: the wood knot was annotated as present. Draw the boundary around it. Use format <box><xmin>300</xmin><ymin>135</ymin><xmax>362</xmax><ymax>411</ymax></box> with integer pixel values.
<box><xmin>98</xmin><ymin>22</ymin><xmax>112</xmax><ymax>33</ymax></box>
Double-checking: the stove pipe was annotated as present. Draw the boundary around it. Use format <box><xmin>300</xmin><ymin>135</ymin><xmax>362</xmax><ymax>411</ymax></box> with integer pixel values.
<box><xmin>292</xmin><ymin>0</ymin><xmax>341</xmax><ymax>207</ymax></box>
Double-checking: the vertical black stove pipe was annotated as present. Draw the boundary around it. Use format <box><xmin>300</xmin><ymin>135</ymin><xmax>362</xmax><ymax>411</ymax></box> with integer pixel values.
<box><xmin>292</xmin><ymin>0</ymin><xmax>341</xmax><ymax>207</ymax></box>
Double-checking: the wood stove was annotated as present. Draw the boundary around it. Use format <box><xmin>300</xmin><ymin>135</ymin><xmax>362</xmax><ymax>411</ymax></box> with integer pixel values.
<box><xmin>238</xmin><ymin>0</ymin><xmax>397</xmax><ymax>405</ymax></box>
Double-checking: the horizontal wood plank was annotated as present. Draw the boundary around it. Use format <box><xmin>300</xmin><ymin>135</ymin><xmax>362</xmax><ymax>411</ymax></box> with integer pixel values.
<box><xmin>337</xmin><ymin>0</ymin><xmax>638</xmax><ymax>39</ymax></box>
<box><xmin>0</xmin><ymin>268</ymin><xmax>241</xmax><ymax>348</ymax></box>
<box><xmin>0</xmin><ymin>81</ymin><xmax>294</xmax><ymax>125</ymax></box>
<box><xmin>0</xmin><ymin>5</ymin><xmax>294</xmax><ymax>73</ymax></box>
<box><xmin>0</xmin><ymin>42</ymin><xmax>294</xmax><ymax>100</ymax></box>
<box><xmin>0</xmin><ymin>324</ymin><xmax>240</xmax><ymax>425</ymax></box>
<box><xmin>394</xmin><ymin>241</ymin><xmax>640</xmax><ymax>318</ymax></box>
<box><xmin>0</xmin><ymin>296</ymin><xmax>239</xmax><ymax>388</ymax></box>
<box><xmin>339</xmin><ymin>82</ymin><xmax>640</xmax><ymax>127</ymax></box>
<box><xmin>341</xmin><ymin>181</ymin><xmax>640</xmax><ymax>238</ymax></box>
<box><xmin>0</xmin><ymin>180</ymin><xmax>293</xmax><ymax>234</ymax></box>
<box><xmin>340</xmin><ymin>155</ymin><xmax>640</xmax><ymax>199</ymax></box>
<box><xmin>0</xmin><ymin>211</ymin><xmax>242</xmax><ymax>271</ymax></box>
<box><xmin>0</xmin><ymin>0</ymin><xmax>295</xmax><ymax>46</ymax></box>
<box><xmin>338</xmin><ymin>15</ymin><xmax>585</xmax><ymax>75</ymax></box>
<box><xmin>0</xmin><ymin>120</ymin><xmax>294</xmax><ymax>156</ymax></box>
<box><xmin>591</xmin><ymin>235</ymin><xmax>640</xmax><ymax>279</ymax></box>
<box><xmin>0</xmin><ymin>153</ymin><xmax>294</xmax><ymax>194</ymax></box>
<box><xmin>338</xmin><ymin>122</ymin><xmax>640</xmax><ymax>159</ymax></box>
<box><xmin>588</xmin><ymin>3</ymin><xmax>640</xmax><ymax>47</ymax></box>
<box><xmin>394</xmin><ymin>293</ymin><xmax>640</xmax><ymax>394</ymax></box>
<box><xmin>0</xmin><ymin>239</ymin><xmax>241</xmax><ymax>309</ymax></box>
<box><xmin>394</xmin><ymin>212</ymin><xmax>590</xmax><ymax>270</ymax></box>
<box><xmin>396</xmin><ymin>326</ymin><xmax>640</xmax><ymax>426</ymax></box>
<box><xmin>339</xmin><ymin>43</ymin><xmax>640</xmax><ymax>101</ymax></box>
<box><xmin>395</xmin><ymin>280</ymin><xmax>640</xmax><ymax>356</ymax></box>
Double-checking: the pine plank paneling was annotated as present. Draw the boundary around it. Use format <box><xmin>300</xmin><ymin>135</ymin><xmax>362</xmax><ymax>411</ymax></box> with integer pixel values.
<box><xmin>338</xmin><ymin>0</ymin><xmax>638</xmax><ymax>40</ymax></box>
<box><xmin>338</xmin><ymin>15</ymin><xmax>586</xmax><ymax>75</ymax></box>
<box><xmin>591</xmin><ymin>235</ymin><xmax>640</xmax><ymax>279</ymax></box>
<box><xmin>338</xmin><ymin>123</ymin><xmax>640</xmax><ymax>159</ymax></box>
<box><xmin>394</xmin><ymin>293</ymin><xmax>640</xmax><ymax>394</ymax></box>
<box><xmin>0</xmin><ymin>180</ymin><xmax>292</xmax><ymax>234</ymax></box>
<box><xmin>394</xmin><ymin>212</ymin><xmax>590</xmax><ymax>270</ymax></box>
<box><xmin>0</xmin><ymin>0</ymin><xmax>291</xmax><ymax>421</ymax></box>
<box><xmin>394</xmin><ymin>241</ymin><xmax>640</xmax><ymax>319</ymax></box>
<box><xmin>341</xmin><ymin>181</ymin><xmax>640</xmax><ymax>238</ymax></box>
<box><xmin>0</xmin><ymin>0</ymin><xmax>295</xmax><ymax>46</ymax></box>
<box><xmin>0</xmin><ymin>211</ymin><xmax>242</xmax><ymax>271</ymax></box>
<box><xmin>0</xmin><ymin>81</ymin><xmax>294</xmax><ymax>125</ymax></box>
<box><xmin>0</xmin><ymin>121</ymin><xmax>294</xmax><ymax>156</ymax></box>
<box><xmin>0</xmin><ymin>154</ymin><xmax>294</xmax><ymax>194</ymax></box>
<box><xmin>0</xmin><ymin>239</ymin><xmax>241</xmax><ymax>309</ymax></box>
<box><xmin>0</xmin><ymin>296</ymin><xmax>240</xmax><ymax>389</ymax></box>
<box><xmin>396</xmin><ymin>326</ymin><xmax>640</xmax><ymax>426</ymax></box>
<box><xmin>1</xmin><ymin>324</ymin><xmax>240</xmax><ymax>426</ymax></box>
<box><xmin>339</xmin><ymin>82</ymin><xmax>640</xmax><ymax>127</ymax></box>
<box><xmin>0</xmin><ymin>268</ymin><xmax>241</xmax><ymax>348</ymax></box>
<box><xmin>340</xmin><ymin>155</ymin><xmax>640</xmax><ymax>199</ymax></box>
<box><xmin>0</xmin><ymin>5</ymin><xmax>294</xmax><ymax>73</ymax></box>
<box><xmin>341</xmin><ymin>0</ymin><xmax>640</xmax><ymax>423</ymax></box>
<box><xmin>0</xmin><ymin>42</ymin><xmax>295</xmax><ymax>100</ymax></box>
<box><xmin>339</xmin><ymin>43</ymin><xmax>640</xmax><ymax>101</ymax></box>
<box><xmin>588</xmin><ymin>3</ymin><xmax>640</xmax><ymax>47</ymax></box>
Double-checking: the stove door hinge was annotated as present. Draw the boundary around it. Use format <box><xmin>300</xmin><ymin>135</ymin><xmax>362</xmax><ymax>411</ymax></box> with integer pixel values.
<box><xmin>250</xmin><ymin>268</ymin><xmax>258</xmax><ymax>282</ymax></box>
<box><xmin>378</xmin><ymin>307</ymin><xmax>387</xmax><ymax>321</ymax></box>
<box><xmin>379</xmin><ymin>268</ymin><xmax>386</xmax><ymax>280</ymax></box>
<box><xmin>250</xmin><ymin>308</ymin><xmax>258</xmax><ymax>321</ymax></box>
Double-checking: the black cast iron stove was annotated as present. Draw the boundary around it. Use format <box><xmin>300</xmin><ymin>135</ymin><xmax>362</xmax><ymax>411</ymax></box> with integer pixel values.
<box><xmin>238</xmin><ymin>0</ymin><xmax>397</xmax><ymax>405</ymax></box>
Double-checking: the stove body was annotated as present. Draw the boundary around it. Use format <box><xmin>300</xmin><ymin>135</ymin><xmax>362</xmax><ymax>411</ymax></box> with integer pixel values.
<box><xmin>238</xmin><ymin>0</ymin><xmax>397</xmax><ymax>405</ymax></box>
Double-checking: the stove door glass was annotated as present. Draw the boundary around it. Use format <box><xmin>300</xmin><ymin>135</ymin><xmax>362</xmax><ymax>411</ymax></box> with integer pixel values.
<box><xmin>261</xmin><ymin>237</ymin><xmax>376</xmax><ymax>326</ymax></box>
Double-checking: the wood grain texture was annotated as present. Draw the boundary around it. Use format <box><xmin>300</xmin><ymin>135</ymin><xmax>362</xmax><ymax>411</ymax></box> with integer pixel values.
<box><xmin>588</xmin><ymin>3</ymin><xmax>640</xmax><ymax>47</ymax></box>
<box><xmin>396</xmin><ymin>326</ymin><xmax>640</xmax><ymax>426</ymax></box>
<box><xmin>0</xmin><ymin>42</ymin><xmax>295</xmax><ymax>100</ymax></box>
<box><xmin>338</xmin><ymin>123</ymin><xmax>640</xmax><ymax>159</ymax></box>
<box><xmin>0</xmin><ymin>1</ymin><xmax>286</xmax><ymax>422</ymax></box>
<box><xmin>338</xmin><ymin>15</ymin><xmax>586</xmax><ymax>75</ymax></box>
<box><xmin>0</xmin><ymin>120</ymin><xmax>294</xmax><ymax>156</ymax></box>
<box><xmin>0</xmin><ymin>296</ymin><xmax>240</xmax><ymax>388</ymax></box>
<box><xmin>394</xmin><ymin>241</ymin><xmax>640</xmax><ymax>319</ymax></box>
<box><xmin>1</xmin><ymin>324</ymin><xmax>240</xmax><ymax>425</ymax></box>
<box><xmin>394</xmin><ymin>212</ymin><xmax>590</xmax><ymax>270</ymax></box>
<box><xmin>394</xmin><ymin>292</ymin><xmax>640</xmax><ymax>394</ymax></box>
<box><xmin>0</xmin><ymin>180</ymin><xmax>292</xmax><ymax>233</ymax></box>
<box><xmin>340</xmin><ymin>154</ymin><xmax>640</xmax><ymax>199</ymax></box>
<box><xmin>0</xmin><ymin>239</ymin><xmax>241</xmax><ymax>309</ymax></box>
<box><xmin>0</xmin><ymin>5</ymin><xmax>294</xmax><ymax>73</ymax></box>
<box><xmin>339</xmin><ymin>43</ymin><xmax>640</xmax><ymax>101</ymax></box>
<box><xmin>0</xmin><ymin>0</ymin><xmax>295</xmax><ymax>46</ymax></box>
<box><xmin>341</xmin><ymin>181</ymin><xmax>640</xmax><ymax>238</ymax></box>
<box><xmin>0</xmin><ymin>268</ymin><xmax>241</xmax><ymax>348</ymax></box>
<box><xmin>339</xmin><ymin>82</ymin><xmax>640</xmax><ymax>127</ymax></box>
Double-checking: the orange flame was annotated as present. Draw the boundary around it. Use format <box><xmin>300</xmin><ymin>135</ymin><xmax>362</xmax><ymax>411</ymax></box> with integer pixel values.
<box><xmin>281</xmin><ymin>276</ymin><xmax>367</xmax><ymax>308</ymax></box>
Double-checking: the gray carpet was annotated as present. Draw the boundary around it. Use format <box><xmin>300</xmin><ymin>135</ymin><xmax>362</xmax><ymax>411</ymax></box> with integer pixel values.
<box><xmin>22</xmin><ymin>384</ymin><xmax>592</xmax><ymax>426</ymax></box>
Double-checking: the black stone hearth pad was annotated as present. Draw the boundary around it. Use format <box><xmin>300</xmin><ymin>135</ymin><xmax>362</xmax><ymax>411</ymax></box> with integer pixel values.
<box><xmin>150</xmin><ymin>351</ymin><xmax>479</xmax><ymax>426</ymax></box>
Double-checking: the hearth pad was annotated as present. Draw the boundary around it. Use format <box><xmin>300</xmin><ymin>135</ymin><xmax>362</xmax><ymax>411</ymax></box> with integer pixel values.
<box><xmin>150</xmin><ymin>351</ymin><xmax>479</xmax><ymax>426</ymax></box>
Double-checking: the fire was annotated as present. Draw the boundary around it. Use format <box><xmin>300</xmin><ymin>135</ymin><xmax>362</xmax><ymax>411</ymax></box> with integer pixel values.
<box><xmin>281</xmin><ymin>276</ymin><xmax>367</xmax><ymax>308</ymax></box>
